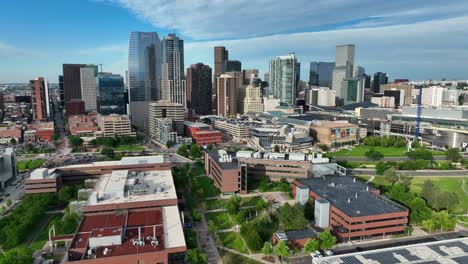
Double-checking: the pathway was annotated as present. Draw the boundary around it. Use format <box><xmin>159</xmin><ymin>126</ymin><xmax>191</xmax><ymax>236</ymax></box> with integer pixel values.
<box><xmin>365</xmin><ymin>175</ymin><xmax>375</xmax><ymax>183</ymax></box>
<box><xmin>217</xmin><ymin>246</ymin><xmax>274</xmax><ymax>264</ymax></box>
<box><xmin>351</xmin><ymin>168</ymin><xmax>468</xmax><ymax>176</ymax></box>
<box><xmin>461</xmin><ymin>178</ymin><xmax>468</xmax><ymax>195</ymax></box>
<box><xmin>194</xmin><ymin>205</ymin><xmax>223</xmax><ymax>264</ymax></box>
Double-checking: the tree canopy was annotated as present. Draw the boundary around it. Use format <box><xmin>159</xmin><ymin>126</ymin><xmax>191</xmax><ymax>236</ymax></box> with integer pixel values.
<box><xmin>303</xmin><ymin>238</ymin><xmax>319</xmax><ymax>253</ymax></box>
<box><xmin>365</xmin><ymin>149</ymin><xmax>384</xmax><ymax>161</ymax></box>
<box><xmin>185</xmin><ymin>249</ymin><xmax>208</xmax><ymax>264</ymax></box>
<box><xmin>278</xmin><ymin>203</ymin><xmax>308</xmax><ymax>231</ymax></box>
<box><xmin>317</xmin><ymin>230</ymin><xmax>337</xmax><ymax>250</ymax></box>
<box><xmin>445</xmin><ymin>148</ymin><xmax>462</xmax><ymax>162</ymax></box>
<box><xmin>274</xmin><ymin>241</ymin><xmax>290</xmax><ymax>259</ymax></box>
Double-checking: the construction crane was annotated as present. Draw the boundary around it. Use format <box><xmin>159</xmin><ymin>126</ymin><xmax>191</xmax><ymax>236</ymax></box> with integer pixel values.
<box><xmin>415</xmin><ymin>85</ymin><xmax>423</xmax><ymax>141</ymax></box>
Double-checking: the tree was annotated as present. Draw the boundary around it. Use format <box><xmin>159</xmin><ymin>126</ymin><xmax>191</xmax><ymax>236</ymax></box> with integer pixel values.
<box><xmin>58</xmin><ymin>185</ymin><xmax>75</xmax><ymax>204</ymax></box>
<box><xmin>226</xmin><ymin>195</ymin><xmax>241</xmax><ymax>215</ymax></box>
<box><xmin>240</xmin><ymin>223</ymin><xmax>263</xmax><ymax>251</ymax></box>
<box><xmin>166</xmin><ymin>141</ymin><xmax>174</xmax><ymax>148</ymax></box>
<box><xmin>0</xmin><ymin>247</ymin><xmax>33</xmax><ymax>264</ymax></box>
<box><xmin>207</xmin><ymin>220</ymin><xmax>217</xmax><ymax>234</ymax></box>
<box><xmin>101</xmin><ymin>147</ymin><xmax>115</xmax><ymax>158</ymax></box>
<box><xmin>445</xmin><ymin>148</ymin><xmax>462</xmax><ymax>162</ymax></box>
<box><xmin>420</xmin><ymin>180</ymin><xmax>435</xmax><ymax>202</ymax></box>
<box><xmin>406</xmin><ymin>148</ymin><xmax>433</xmax><ymax>161</ymax></box>
<box><xmin>9</xmin><ymin>138</ymin><xmax>16</xmax><ymax>145</ymax></box>
<box><xmin>177</xmin><ymin>143</ymin><xmax>189</xmax><ymax>157</ymax></box>
<box><xmin>365</xmin><ymin>149</ymin><xmax>384</xmax><ymax>161</ymax></box>
<box><xmin>376</xmin><ymin>162</ymin><xmax>391</xmax><ymax>175</ymax></box>
<box><xmin>51</xmin><ymin>133</ymin><xmax>60</xmax><ymax>142</ymax></box>
<box><xmin>303</xmin><ymin>238</ymin><xmax>320</xmax><ymax>253</ymax></box>
<box><xmin>190</xmin><ymin>144</ymin><xmax>202</xmax><ymax>159</ymax></box>
<box><xmin>262</xmin><ymin>242</ymin><xmax>273</xmax><ymax>256</ymax></box>
<box><xmin>317</xmin><ymin>231</ymin><xmax>337</xmax><ymax>250</ymax></box>
<box><xmin>303</xmin><ymin>199</ymin><xmax>315</xmax><ymax>221</ymax></box>
<box><xmin>388</xmin><ymin>183</ymin><xmax>413</xmax><ymax>204</ymax></box>
<box><xmin>278</xmin><ymin>203</ymin><xmax>307</xmax><ymax>230</ymax></box>
<box><xmin>5</xmin><ymin>199</ymin><xmax>12</xmax><ymax>207</ymax></box>
<box><xmin>383</xmin><ymin>167</ymin><xmax>399</xmax><ymax>185</ymax></box>
<box><xmin>68</xmin><ymin>136</ymin><xmax>83</xmax><ymax>148</ymax></box>
<box><xmin>409</xmin><ymin>197</ymin><xmax>432</xmax><ymax>224</ymax></box>
<box><xmin>423</xmin><ymin>211</ymin><xmax>456</xmax><ymax>232</ymax></box>
<box><xmin>274</xmin><ymin>241</ymin><xmax>289</xmax><ymax>262</ymax></box>
<box><xmin>458</xmin><ymin>94</ymin><xmax>465</xmax><ymax>105</ymax></box>
<box><xmin>185</xmin><ymin>249</ymin><xmax>208</xmax><ymax>264</ymax></box>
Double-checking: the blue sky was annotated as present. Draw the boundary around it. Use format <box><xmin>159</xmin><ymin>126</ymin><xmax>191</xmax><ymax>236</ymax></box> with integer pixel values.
<box><xmin>1</xmin><ymin>0</ymin><xmax>468</xmax><ymax>83</ymax></box>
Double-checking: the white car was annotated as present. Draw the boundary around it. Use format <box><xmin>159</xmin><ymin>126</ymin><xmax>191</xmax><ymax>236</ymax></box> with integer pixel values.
<box><xmin>324</xmin><ymin>250</ymin><xmax>334</xmax><ymax>256</ymax></box>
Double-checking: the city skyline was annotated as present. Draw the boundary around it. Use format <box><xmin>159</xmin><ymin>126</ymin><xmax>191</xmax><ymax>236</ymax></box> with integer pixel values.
<box><xmin>1</xmin><ymin>0</ymin><xmax>468</xmax><ymax>82</ymax></box>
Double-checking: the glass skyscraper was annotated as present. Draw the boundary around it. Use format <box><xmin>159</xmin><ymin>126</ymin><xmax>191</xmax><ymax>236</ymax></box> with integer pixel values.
<box><xmin>96</xmin><ymin>73</ymin><xmax>126</xmax><ymax>115</ymax></box>
<box><xmin>269</xmin><ymin>53</ymin><xmax>300</xmax><ymax>106</ymax></box>
<box><xmin>309</xmin><ymin>62</ymin><xmax>334</xmax><ymax>87</ymax></box>
<box><xmin>161</xmin><ymin>33</ymin><xmax>186</xmax><ymax>107</ymax></box>
<box><xmin>128</xmin><ymin>32</ymin><xmax>162</xmax><ymax>128</ymax></box>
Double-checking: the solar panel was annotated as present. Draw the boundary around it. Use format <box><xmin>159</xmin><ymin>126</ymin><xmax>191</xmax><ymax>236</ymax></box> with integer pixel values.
<box><xmin>415</xmin><ymin>261</ymin><xmax>440</xmax><ymax>264</ymax></box>
<box><xmin>428</xmin><ymin>245</ymin><xmax>449</xmax><ymax>256</ymax></box>
<box><xmin>363</xmin><ymin>251</ymin><xmax>401</xmax><ymax>264</ymax></box>
<box><xmin>339</xmin><ymin>256</ymin><xmax>363</xmax><ymax>264</ymax></box>
<box><xmin>452</xmin><ymin>255</ymin><xmax>468</xmax><ymax>264</ymax></box>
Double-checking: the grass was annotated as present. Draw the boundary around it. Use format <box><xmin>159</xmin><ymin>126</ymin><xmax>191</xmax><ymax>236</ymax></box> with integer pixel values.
<box><xmin>30</xmin><ymin>214</ymin><xmax>64</xmax><ymax>251</ymax></box>
<box><xmin>114</xmin><ymin>145</ymin><xmax>145</xmax><ymax>151</ymax></box>
<box><xmin>240</xmin><ymin>196</ymin><xmax>263</xmax><ymax>207</ymax></box>
<box><xmin>338</xmin><ymin>161</ymin><xmax>378</xmax><ymax>168</ymax></box>
<box><xmin>16</xmin><ymin>159</ymin><xmax>45</xmax><ymax>171</ymax></box>
<box><xmin>362</xmin><ymin>176</ymin><xmax>468</xmax><ymax>214</ymax></box>
<box><xmin>205</xmin><ymin>212</ymin><xmax>233</xmax><ymax>230</ymax></box>
<box><xmin>218</xmin><ymin>232</ymin><xmax>248</xmax><ymax>254</ymax></box>
<box><xmin>329</xmin><ymin>145</ymin><xmax>444</xmax><ymax>157</ymax></box>
<box><xmin>206</xmin><ymin>199</ymin><xmax>226</xmax><ymax>210</ymax></box>
<box><xmin>220</xmin><ymin>251</ymin><xmax>262</xmax><ymax>264</ymax></box>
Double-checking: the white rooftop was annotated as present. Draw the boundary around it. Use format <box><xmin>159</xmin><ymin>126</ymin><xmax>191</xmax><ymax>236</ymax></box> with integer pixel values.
<box><xmin>162</xmin><ymin>206</ymin><xmax>186</xmax><ymax>249</ymax></box>
<box><xmin>60</xmin><ymin>155</ymin><xmax>165</xmax><ymax>169</ymax></box>
<box><xmin>30</xmin><ymin>168</ymin><xmax>56</xmax><ymax>180</ymax></box>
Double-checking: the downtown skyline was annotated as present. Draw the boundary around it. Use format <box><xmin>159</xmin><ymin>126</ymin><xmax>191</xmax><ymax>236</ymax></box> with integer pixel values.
<box><xmin>1</xmin><ymin>0</ymin><xmax>468</xmax><ymax>82</ymax></box>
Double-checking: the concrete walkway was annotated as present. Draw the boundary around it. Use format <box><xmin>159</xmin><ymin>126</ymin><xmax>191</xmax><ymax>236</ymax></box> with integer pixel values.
<box><xmin>217</xmin><ymin>246</ymin><xmax>274</xmax><ymax>264</ymax></box>
<box><xmin>194</xmin><ymin>205</ymin><xmax>223</xmax><ymax>264</ymax></box>
<box><xmin>351</xmin><ymin>168</ymin><xmax>468</xmax><ymax>176</ymax></box>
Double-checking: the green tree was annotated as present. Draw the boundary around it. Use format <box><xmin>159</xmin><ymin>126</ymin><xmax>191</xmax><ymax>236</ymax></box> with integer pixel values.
<box><xmin>409</xmin><ymin>197</ymin><xmax>432</xmax><ymax>224</ymax></box>
<box><xmin>365</xmin><ymin>149</ymin><xmax>384</xmax><ymax>161</ymax></box>
<box><xmin>68</xmin><ymin>136</ymin><xmax>83</xmax><ymax>148</ymax></box>
<box><xmin>262</xmin><ymin>242</ymin><xmax>273</xmax><ymax>256</ymax></box>
<box><xmin>0</xmin><ymin>247</ymin><xmax>33</xmax><ymax>264</ymax></box>
<box><xmin>240</xmin><ymin>223</ymin><xmax>263</xmax><ymax>251</ymax></box>
<box><xmin>5</xmin><ymin>199</ymin><xmax>12</xmax><ymax>207</ymax></box>
<box><xmin>185</xmin><ymin>249</ymin><xmax>208</xmax><ymax>264</ymax></box>
<box><xmin>190</xmin><ymin>144</ymin><xmax>202</xmax><ymax>159</ymax></box>
<box><xmin>51</xmin><ymin>133</ymin><xmax>60</xmax><ymax>141</ymax></box>
<box><xmin>458</xmin><ymin>94</ymin><xmax>465</xmax><ymax>105</ymax></box>
<box><xmin>274</xmin><ymin>241</ymin><xmax>290</xmax><ymax>262</ymax></box>
<box><xmin>278</xmin><ymin>203</ymin><xmax>307</xmax><ymax>230</ymax></box>
<box><xmin>383</xmin><ymin>167</ymin><xmax>399</xmax><ymax>185</ymax></box>
<box><xmin>303</xmin><ymin>199</ymin><xmax>315</xmax><ymax>221</ymax></box>
<box><xmin>420</xmin><ymin>180</ymin><xmax>435</xmax><ymax>202</ymax></box>
<box><xmin>317</xmin><ymin>230</ymin><xmax>337</xmax><ymax>250</ymax></box>
<box><xmin>303</xmin><ymin>238</ymin><xmax>319</xmax><ymax>253</ymax></box>
<box><xmin>226</xmin><ymin>195</ymin><xmax>241</xmax><ymax>215</ymax></box>
<box><xmin>445</xmin><ymin>148</ymin><xmax>462</xmax><ymax>162</ymax></box>
<box><xmin>207</xmin><ymin>220</ymin><xmax>217</xmax><ymax>234</ymax></box>
<box><xmin>376</xmin><ymin>162</ymin><xmax>391</xmax><ymax>175</ymax></box>
<box><xmin>177</xmin><ymin>143</ymin><xmax>189</xmax><ymax>157</ymax></box>
<box><xmin>406</xmin><ymin>148</ymin><xmax>433</xmax><ymax>161</ymax></box>
<box><xmin>58</xmin><ymin>185</ymin><xmax>75</xmax><ymax>204</ymax></box>
<box><xmin>388</xmin><ymin>183</ymin><xmax>413</xmax><ymax>204</ymax></box>
<box><xmin>9</xmin><ymin>138</ymin><xmax>16</xmax><ymax>145</ymax></box>
<box><xmin>101</xmin><ymin>147</ymin><xmax>115</xmax><ymax>158</ymax></box>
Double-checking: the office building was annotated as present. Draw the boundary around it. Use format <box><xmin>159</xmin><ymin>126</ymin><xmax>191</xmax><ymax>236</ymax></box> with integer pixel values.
<box><xmin>80</xmin><ymin>65</ymin><xmax>98</xmax><ymax>112</ymax></box>
<box><xmin>332</xmin><ymin>45</ymin><xmax>355</xmax><ymax>100</ymax></box>
<box><xmin>380</xmin><ymin>83</ymin><xmax>415</xmax><ymax>106</ymax></box>
<box><xmin>355</xmin><ymin>66</ymin><xmax>365</xmax><ymax>78</ymax></box>
<box><xmin>96</xmin><ymin>73</ymin><xmax>126</xmax><ymax>115</ymax></box>
<box><xmin>68</xmin><ymin>113</ymin><xmax>99</xmax><ymax>137</ymax></box>
<box><xmin>421</xmin><ymin>86</ymin><xmax>445</xmax><ymax>107</ymax></box>
<box><xmin>213</xmin><ymin>120</ymin><xmax>250</xmax><ymax>139</ymax></box>
<box><xmin>371</xmin><ymin>96</ymin><xmax>395</xmax><ymax>108</ymax></box>
<box><xmin>161</xmin><ymin>33</ymin><xmax>186</xmax><ymax>107</ymax></box>
<box><xmin>226</xmin><ymin>60</ymin><xmax>241</xmax><ymax>72</ymax></box>
<box><xmin>30</xmin><ymin>77</ymin><xmax>51</xmax><ymax>121</ymax></box>
<box><xmin>217</xmin><ymin>72</ymin><xmax>243</xmax><ymax>117</ymax></box>
<box><xmin>59</xmin><ymin>75</ymin><xmax>64</xmax><ymax>108</ymax></box>
<box><xmin>98</xmin><ymin>114</ymin><xmax>135</xmax><ymax>138</ymax></box>
<box><xmin>309</xmin><ymin>62</ymin><xmax>334</xmax><ymax>87</ymax></box>
<box><xmin>269</xmin><ymin>53</ymin><xmax>300</xmax><ymax>106</ymax></box>
<box><xmin>186</xmin><ymin>63</ymin><xmax>212</xmax><ymax>115</ymax></box>
<box><xmin>214</xmin><ymin>46</ymin><xmax>229</xmax><ymax>78</ymax></box>
<box><xmin>0</xmin><ymin>148</ymin><xmax>16</xmax><ymax>189</ymax></box>
<box><xmin>63</xmin><ymin>64</ymin><xmax>86</xmax><ymax>102</ymax></box>
<box><xmin>305</xmin><ymin>87</ymin><xmax>336</xmax><ymax>107</ymax></box>
<box><xmin>65</xmin><ymin>100</ymin><xmax>85</xmax><ymax>116</ymax></box>
<box><xmin>184</xmin><ymin>121</ymin><xmax>222</xmax><ymax>146</ymax></box>
<box><xmin>341</xmin><ymin>77</ymin><xmax>365</xmax><ymax>104</ymax></box>
<box><xmin>243</xmin><ymin>69</ymin><xmax>259</xmax><ymax>85</ymax></box>
<box><xmin>310</xmin><ymin>120</ymin><xmax>358</xmax><ymax>146</ymax></box>
<box><xmin>243</xmin><ymin>85</ymin><xmax>264</xmax><ymax>113</ymax></box>
<box><xmin>128</xmin><ymin>32</ymin><xmax>162</xmax><ymax>128</ymax></box>
<box><xmin>294</xmin><ymin>176</ymin><xmax>408</xmax><ymax>241</ymax></box>
<box><xmin>148</xmin><ymin>101</ymin><xmax>184</xmax><ymax>139</ymax></box>
<box><xmin>372</xmin><ymin>72</ymin><xmax>388</xmax><ymax>93</ymax></box>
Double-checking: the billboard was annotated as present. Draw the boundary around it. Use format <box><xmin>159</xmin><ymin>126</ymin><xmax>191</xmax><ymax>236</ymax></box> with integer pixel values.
<box><xmin>330</xmin><ymin>127</ymin><xmax>355</xmax><ymax>140</ymax></box>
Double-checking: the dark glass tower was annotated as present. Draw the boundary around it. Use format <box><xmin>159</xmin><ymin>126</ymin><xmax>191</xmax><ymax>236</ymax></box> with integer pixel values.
<box><xmin>186</xmin><ymin>63</ymin><xmax>212</xmax><ymax>115</ymax></box>
<box><xmin>96</xmin><ymin>73</ymin><xmax>126</xmax><ymax>115</ymax></box>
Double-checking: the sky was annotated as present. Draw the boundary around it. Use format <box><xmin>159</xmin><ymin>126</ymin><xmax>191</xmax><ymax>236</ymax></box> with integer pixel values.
<box><xmin>1</xmin><ymin>0</ymin><xmax>468</xmax><ymax>83</ymax></box>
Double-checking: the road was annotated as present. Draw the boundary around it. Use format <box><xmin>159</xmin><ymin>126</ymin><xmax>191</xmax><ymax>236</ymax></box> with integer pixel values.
<box><xmin>350</xmin><ymin>168</ymin><xmax>468</xmax><ymax>176</ymax></box>
<box><xmin>333</xmin><ymin>153</ymin><xmax>468</xmax><ymax>162</ymax></box>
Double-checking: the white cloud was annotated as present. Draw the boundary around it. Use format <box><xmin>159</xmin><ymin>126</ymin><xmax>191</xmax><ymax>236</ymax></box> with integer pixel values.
<box><xmin>77</xmin><ymin>44</ymin><xmax>127</xmax><ymax>55</ymax></box>
<box><xmin>107</xmin><ymin>0</ymin><xmax>468</xmax><ymax>39</ymax></box>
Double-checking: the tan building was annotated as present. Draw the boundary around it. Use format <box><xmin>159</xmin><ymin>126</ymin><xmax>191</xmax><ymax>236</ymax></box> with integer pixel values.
<box><xmin>380</xmin><ymin>83</ymin><xmax>415</xmax><ymax>106</ymax></box>
<box><xmin>98</xmin><ymin>114</ymin><xmax>135</xmax><ymax>137</ymax></box>
<box><xmin>213</xmin><ymin>120</ymin><xmax>250</xmax><ymax>139</ymax></box>
<box><xmin>148</xmin><ymin>101</ymin><xmax>184</xmax><ymax>139</ymax></box>
<box><xmin>310</xmin><ymin>120</ymin><xmax>357</xmax><ymax>146</ymax></box>
<box><xmin>217</xmin><ymin>72</ymin><xmax>243</xmax><ymax>117</ymax></box>
<box><xmin>243</xmin><ymin>85</ymin><xmax>264</xmax><ymax>113</ymax></box>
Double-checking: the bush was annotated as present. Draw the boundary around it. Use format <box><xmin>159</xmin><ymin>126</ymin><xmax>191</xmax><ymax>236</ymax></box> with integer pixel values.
<box><xmin>406</xmin><ymin>148</ymin><xmax>433</xmax><ymax>161</ymax></box>
<box><xmin>365</xmin><ymin>149</ymin><xmax>384</xmax><ymax>161</ymax></box>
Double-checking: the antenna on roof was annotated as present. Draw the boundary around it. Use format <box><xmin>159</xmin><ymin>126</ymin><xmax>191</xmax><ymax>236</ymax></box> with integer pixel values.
<box><xmin>99</xmin><ymin>64</ymin><xmax>103</xmax><ymax>73</ymax></box>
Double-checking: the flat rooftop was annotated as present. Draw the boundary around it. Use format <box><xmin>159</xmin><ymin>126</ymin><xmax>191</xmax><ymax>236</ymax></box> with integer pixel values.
<box><xmin>60</xmin><ymin>155</ymin><xmax>165</xmax><ymax>169</ymax></box>
<box><xmin>89</xmin><ymin>169</ymin><xmax>177</xmax><ymax>206</ymax></box>
<box><xmin>314</xmin><ymin>237</ymin><xmax>468</xmax><ymax>264</ymax></box>
<box><xmin>69</xmin><ymin>207</ymin><xmax>185</xmax><ymax>261</ymax></box>
<box><xmin>297</xmin><ymin>176</ymin><xmax>407</xmax><ymax>217</ymax></box>
<box><xmin>207</xmin><ymin>150</ymin><xmax>239</xmax><ymax>170</ymax></box>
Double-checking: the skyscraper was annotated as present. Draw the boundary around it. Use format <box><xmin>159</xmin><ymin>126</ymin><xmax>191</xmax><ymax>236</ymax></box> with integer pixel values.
<box><xmin>148</xmin><ymin>101</ymin><xmax>184</xmax><ymax>137</ymax></box>
<box><xmin>309</xmin><ymin>62</ymin><xmax>334</xmax><ymax>87</ymax></box>
<box><xmin>372</xmin><ymin>72</ymin><xmax>388</xmax><ymax>93</ymax></box>
<box><xmin>128</xmin><ymin>32</ymin><xmax>162</xmax><ymax>128</ymax></box>
<box><xmin>63</xmin><ymin>63</ymin><xmax>86</xmax><ymax>102</ymax></box>
<box><xmin>217</xmin><ymin>72</ymin><xmax>243</xmax><ymax>117</ymax></box>
<box><xmin>243</xmin><ymin>84</ymin><xmax>264</xmax><ymax>114</ymax></box>
<box><xmin>96</xmin><ymin>73</ymin><xmax>126</xmax><ymax>115</ymax></box>
<box><xmin>80</xmin><ymin>65</ymin><xmax>98</xmax><ymax>112</ymax></box>
<box><xmin>226</xmin><ymin>60</ymin><xmax>241</xmax><ymax>72</ymax></box>
<box><xmin>161</xmin><ymin>33</ymin><xmax>186</xmax><ymax>107</ymax></box>
<box><xmin>214</xmin><ymin>47</ymin><xmax>229</xmax><ymax>114</ymax></box>
<box><xmin>186</xmin><ymin>63</ymin><xmax>212</xmax><ymax>115</ymax></box>
<box><xmin>269</xmin><ymin>53</ymin><xmax>300</xmax><ymax>106</ymax></box>
<box><xmin>332</xmin><ymin>45</ymin><xmax>356</xmax><ymax>100</ymax></box>
<box><xmin>59</xmin><ymin>75</ymin><xmax>64</xmax><ymax>108</ymax></box>
<box><xmin>30</xmin><ymin>77</ymin><xmax>51</xmax><ymax>121</ymax></box>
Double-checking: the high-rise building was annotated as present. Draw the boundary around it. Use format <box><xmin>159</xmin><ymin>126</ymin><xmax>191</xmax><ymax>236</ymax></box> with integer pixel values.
<box><xmin>217</xmin><ymin>72</ymin><xmax>243</xmax><ymax>117</ymax></box>
<box><xmin>214</xmin><ymin>47</ymin><xmax>229</xmax><ymax>114</ymax></box>
<box><xmin>98</xmin><ymin>114</ymin><xmax>135</xmax><ymax>137</ymax></box>
<box><xmin>309</xmin><ymin>62</ymin><xmax>334</xmax><ymax>87</ymax></box>
<box><xmin>59</xmin><ymin>75</ymin><xmax>64</xmax><ymax>108</ymax></box>
<box><xmin>421</xmin><ymin>86</ymin><xmax>445</xmax><ymax>107</ymax></box>
<box><xmin>128</xmin><ymin>32</ymin><xmax>162</xmax><ymax>128</ymax></box>
<box><xmin>30</xmin><ymin>77</ymin><xmax>51</xmax><ymax>121</ymax></box>
<box><xmin>305</xmin><ymin>87</ymin><xmax>336</xmax><ymax>107</ymax></box>
<box><xmin>243</xmin><ymin>69</ymin><xmax>259</xmax><ymax>85</ymax></box>
<box><xmin>161</xmin><ymin>34</ymin><xmax>186</xmax><ymax>107</ymax></box>
<box><xmin>63</xmin><ymin>64</ymin><xmax>86</xmax><ymax>102</ymax></box>
<box><xmin>186</xmin><ymin>63</ymin><xmax>212</xmax><ymax>115</ymax></box>
<box><xmin>243</xmin><ymin>85</ymin><xmax>264</xmax><ymax>113</ymax></box>
<box><xmin>269</xmin><ymin>53</ymin><xmax>300</xmax><ymax>106</ymax></box>
<box><xmin>226</xmin><ymin>60</ymin><xmax>241</xmax><ymax>72</ymax></box>
<box><xmin>0</xmin><ymin>148</ymin><xmax>16</xmax><ymax>189</ymax></box>
<box><xmin>355</xmin><ymin>66</ymin><xmax>366</xmax><ymax>78</ymax></box>
<box><xmin>96</xmin><ymin>73</ymin><xmax>126</xmax><ymax>115</ymax></box>
<box><xmin>80</xmin><ymin>65</ymin><xmax>98</xmax><ymax>112</ymax></box>
<box><xmin>332</xmin><ymin>45</ymin><xmax>355</xmax><ymax>100</ymax></box>
<box><xmin>148</xmin><ymin>101</ymin><xmax>184</xmax><ymax>137</ymax></box>
<box><xmin>341</xmin><ymin>78</ymin><xmax>365</xmax><ymax>104</ymax></box>
<box><xmin>372</xmin><ymin>72</ymin><xmax>388</xmax><ymax>93</ymax></box>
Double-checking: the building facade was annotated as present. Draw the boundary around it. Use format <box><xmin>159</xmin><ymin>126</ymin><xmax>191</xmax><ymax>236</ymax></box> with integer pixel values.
<box><xmin>161</xmin><ymin>34</ymin><xmax>186</xmax><ymax>107</ymax></box>
<box><xmin>63</xmin><ymin>64</ymin><xmax>86</xmax><ymax>102</ymax></box>
<box><xmin>96</xmin><ymin>73</ymin><xmax>126</xmax><ymax>115</ymax></box>
<box><xmin>0</xmin><ymin>148</ymin><xmax>16</xmax><ymax>189</ymax></box>
<box><xmin>80</xmin><ymin>65</ymin><xmax>98</xmax><ymax>112</ymax></box>
<box><xmin>217</xmin><ymin>72</ymin><xmax>243</xmax><ymax>117</ymax></box>
<box><xmin>243</xmin><ymin>85</ymin><xmax>264</xmax><ymax>113</ymax></box>
<box><xmin>309</xmin><ymin>62</ymin><xmax>334</xmax><ymax>87</ymax></box>
<box><xmin>186</xmin><ymin>63</ymin><xmax>212</xmax><ymax>115</ymax></box>
<box><xmin>148</xmin><ymin>101</ymin><xmax>185</xmax><ymax>139</ymax></box>
<box><xmin>372</xmin><ymin>72</ymin><xmax>388</xmax><ymax>93</ymax></box>
<box><xmin>98</xmin><ymin>114</ymin><xmax>135</xmax><ymax>137</ymax></box>
<box><xmin>310</xmin><ymin>120</ymin><xmax>358</xmax><ymax>146</ymax></box>
<box><xmin>332</xmin><ymin>45</ymin><xmax>355</xmax><ymax>101</ymax></box>
<box><xmin>128</xmin><ymin>32</ymin><xmax>162</xmax><ymax>128</ymax></box>
<box><xmin>30</xmin><ymin>77</ymin><xmax>51</xmax><ymax>121</ymax></box>
<box><xmin>269</xmin><ymin>53</ymin><xmax>300</xmax><ymax>106</ymax></box>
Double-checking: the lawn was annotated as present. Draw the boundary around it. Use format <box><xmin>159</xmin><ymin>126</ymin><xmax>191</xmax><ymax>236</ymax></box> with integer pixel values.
<box><xmin>205</xmin><ymin>212</ymin><xmax>233</xmax><ymax>230</ymax></box>
<box><xmin>205</xmin><ymin>199</ymin><xmax>226</xmax><ymax>210</ymax></box>
<box><xmin>30</xmin><ymin>214</ymin><xmax>64</xmax><ymax>251</ymax></box>
<box><xmin>361</xmin><ymin>176</ymin><xmax>468</xmax><ymax>214</ymax></box>
<box><xmin>16</xmin><ymin>159</ymin><xmax>45</xmax><ymax>171</ymax></box>
<box><xmin>114</xmin><ymin>145</ymin><xmax>145</xmax><ymax>151</ymax></box>
<box><xmin>220</xmin><ymin>251</ymin><xmax>262</xmax><ymax>264</ymax></box>
<box><xmin>217</xmin><ymin>232</ymin><xmax>248</xmax><ymax>254</ymax></box>
<box><xmin>330</xmin><ymin>146</ymin><xmax>444</xmax><ymax>157</ymax></box>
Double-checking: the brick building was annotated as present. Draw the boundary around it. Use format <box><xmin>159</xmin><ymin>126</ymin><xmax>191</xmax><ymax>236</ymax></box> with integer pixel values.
<box><xmin>29</xmin><ymin>121</ymin><xmax>55</xmax><ymax>141</ymax></box>
<box><xmin>68</xmin><ymin>113</ymin><xmax>99</xmax><ymax>137</ymax></box>
<box><xmin>184</xmin><ymin>121</ymin><xmax>222</xmax><ymax>146</ymax></box>
<box><xmin>310</xmin><ymin>120</ymin><xmax>357</xmax><ymax>146</ymax></box>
